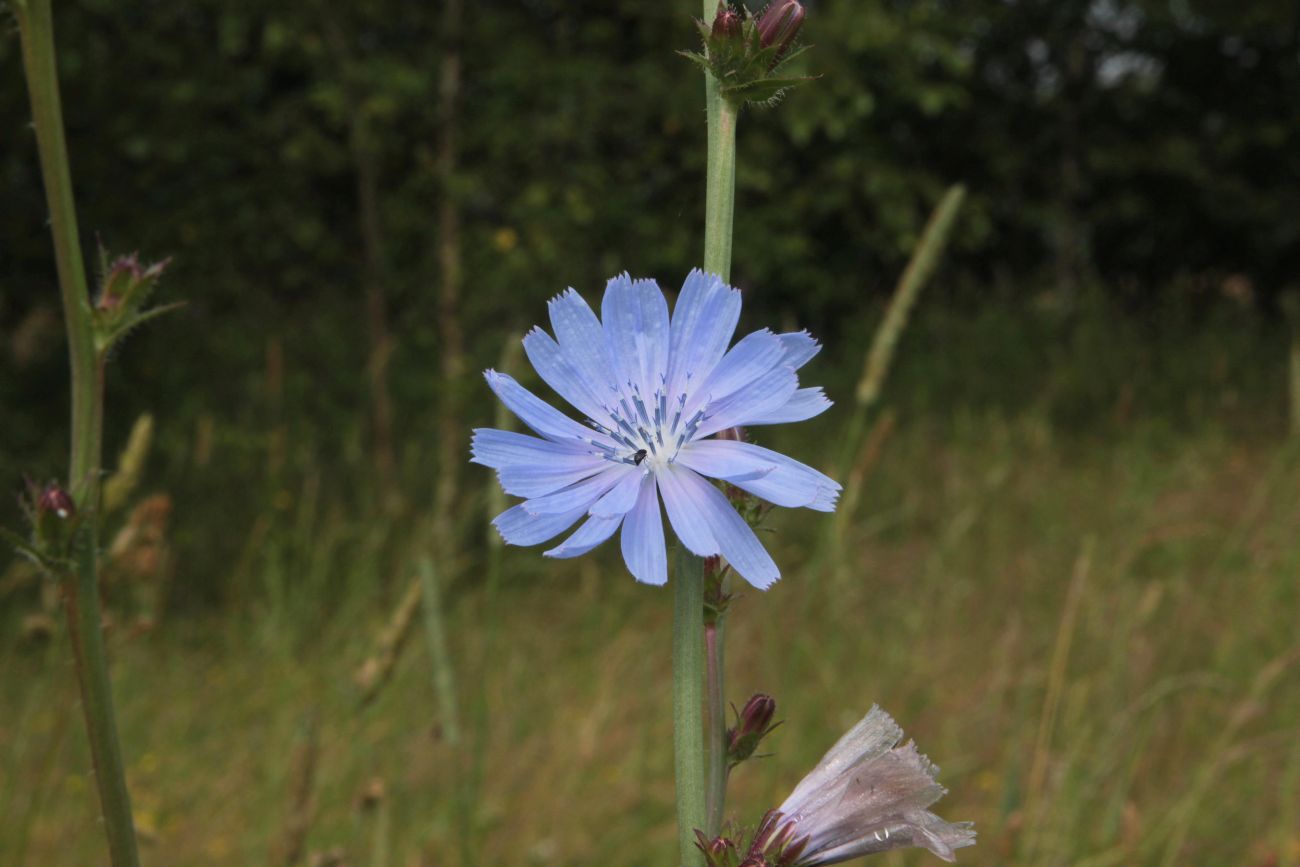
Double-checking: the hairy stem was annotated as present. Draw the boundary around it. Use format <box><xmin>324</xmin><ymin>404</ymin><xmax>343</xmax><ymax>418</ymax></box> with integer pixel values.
<box><xmin>673</xmin><ymin>546</ymin><xmax>707</xmax><ymax>865</ymax></box>
<box><xmin>16</xmin><ymin>3</ymin><xmax>139</xmax><ymax>864</ymax></box>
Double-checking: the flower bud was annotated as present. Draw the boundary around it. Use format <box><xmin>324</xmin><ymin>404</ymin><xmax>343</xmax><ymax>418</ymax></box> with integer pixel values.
<box><xmin>710</xmin><ymin>5</ymin><xmax>743</xmax><ymax>41</ymax></box>
<box><xmin>756</xmin><ymin>0</ymin><xmax>805</xmax><ymax>63</ymax></box>
<box><xmin>37</xmin><ymin>483</ymin><xmax>76</xmax><ymax>520</ymax></box>
<box><xmin>728</xmin><ymin>693</ymin><xmax>779</xmax><ymax>767</ymax></box>
<box><xmin>94</xmin><ymin>252</ymin><xmax>170</xmax><ymax>320</ymax></box>
<box><xmin>33</xmin><ymin>482</ymin><xmax>78</xmax><ymax>556</ymax></box>
<box><xmin>696</xmin><ymin>829</ymin><xmax>739</xmax><ymax>866</ymax></box>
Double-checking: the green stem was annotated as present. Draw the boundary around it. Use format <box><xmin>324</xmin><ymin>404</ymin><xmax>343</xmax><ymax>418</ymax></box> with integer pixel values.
<box><xmin>62</xmin><ymin>527</ymin><xmax>139</xmax><ymax>867</ymax></box>
<box><xmin>689</xmin><ymin>2</ymin><xmax>741</xmax><ymax>852</ymax></box>
<box><xmin>15</xmin><ymin>0</ymin><xmax>100</xmax><ymax>499</ymax></box>
<box><xmin>15</xmin><ymin>3</ymin><xmax>139</xmax><ymax>865</ymax></box>
<box><xmin>703</xmin><ymin>618</ymin><xmax>727</xmax><ymax>836</ymax></box>
<box><xmin>702</xmin><ymin>85</ymin><xmax>738</xmax><ymax>282</ymax></box>
<box><xmin>672</xmin><ymin>546</ymin><xmax>707</xmax><ymax>866</ymax></box>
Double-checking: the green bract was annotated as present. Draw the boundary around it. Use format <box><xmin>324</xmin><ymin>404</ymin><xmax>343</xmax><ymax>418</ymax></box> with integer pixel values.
<box><xmin>681</xmin><ymin>10</ymin><xmax>814</xmax><ymax>108</ymax></box>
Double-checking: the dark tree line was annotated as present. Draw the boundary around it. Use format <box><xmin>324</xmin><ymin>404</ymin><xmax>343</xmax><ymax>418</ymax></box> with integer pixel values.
<box><xmin>2</xmin><ymin>0</ymin><xmax>1296</xmax><ymax>485</ymax></box>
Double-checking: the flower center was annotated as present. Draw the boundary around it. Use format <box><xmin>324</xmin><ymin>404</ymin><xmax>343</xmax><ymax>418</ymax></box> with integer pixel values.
<box><xmin>583</xmin><ymin>378</ymin><xmax>708</xmax><ymax>470</ymax></box>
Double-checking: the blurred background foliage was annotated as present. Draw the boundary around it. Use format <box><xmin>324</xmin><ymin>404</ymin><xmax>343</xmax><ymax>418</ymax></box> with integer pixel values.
<box><xmin>2</xmin><ymin>1</ymin><xmax>1300</xmax><ymax>863</ymax></box>
<box><xmin>3</xmin><ymin>1</ymin><xmax>1296</xmax><ymax>511</ymax></box>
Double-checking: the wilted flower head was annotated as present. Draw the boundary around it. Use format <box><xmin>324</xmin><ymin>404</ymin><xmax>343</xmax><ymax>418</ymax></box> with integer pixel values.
<box><xmin>471</xmin><ymin>271</ymin><xmax>839</xmax><ymax>588</ymax></box>
<box><xmin>768</xmin><ymin>706</ymin><xmax>975</xmax><ymax>864</ymax></box>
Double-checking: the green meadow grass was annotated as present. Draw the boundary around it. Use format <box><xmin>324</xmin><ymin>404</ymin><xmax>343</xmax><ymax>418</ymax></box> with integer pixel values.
<box><xmin>3</xmin><ymin>411</ymin><xmax>1297</xmax><ymax>866</ymax></box>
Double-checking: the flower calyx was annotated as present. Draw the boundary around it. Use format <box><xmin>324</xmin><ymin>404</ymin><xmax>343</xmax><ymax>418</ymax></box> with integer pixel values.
<box><xmin>682</xmin><ymin>1</ymin><xmax>814</xmax><ymax>107</ymax></box>
<box><xmin>727</xmin><ymin>693</ymin><xmax>781</xmax><ymax>768</ymax></box>
<box><xmin>695</xmin><ymin>829</ymin><xmax>740</xmax><ymax>867</ymax></box>
<box><xmin>92</xmin><ymin>249</ymin><xmax>179</xmax><ymax>356</ymax></box>
<box><xmin>737</xmin><ymin>810</ymin><xmax>811</xmax><ymax>867</ymax></box>
<box><xmin>6</xmin><ymin>479</ymin><xmax>83</xmax><ymax>570</ymax></box>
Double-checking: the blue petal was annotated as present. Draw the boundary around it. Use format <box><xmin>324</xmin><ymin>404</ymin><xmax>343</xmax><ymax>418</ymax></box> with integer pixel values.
<box><xmin>601</xmin><ymin>274</ymin><xmax>670</xmax><ymax>400</ymax></box>
<box><xmin>620</xmin><ymin>475</ymin><xmax>667</xmax><ymax>585</ymax></box>
<box><xmin>677</xmin><ymin>440</ymin><xmax>841</xmax><ymax>512</ymax></box>
<box><xmin>778</xmin><ymin>331</ymin><xmax>821</xmax><ymax>370</ymax></box>
<box><xmin>656</xmin><ymin>464</ymin><xmax>779</xmax><ymax>589</ymax></box>
<box><xmin>523</xmin><ymin>465</ymin><xmax>629</xmax><ymax>514</ymax></box>
<box><xmin>695</xmin><ymin>365</ymin><xmax>798</xmax><ymax>438</ymax></box>
<box><xmin>655</xmin><ymin>463</ymin><xmax>718</xmax><ymax>556</ymax></box>
<box><xmin>523</xmin><ymin>327</ymin><xmax>610</xmax><ymax>421</ymax></box>
<box><xmin>473</xmin><ymin>429</ymin><xmax>607</xmax><ymax>498</ymax></box>
<box><xmin>747</xmin><ymin>387</ymin><xmax>833</xmax><ymax>425</ymax></box>
<box><xmin>493</xmin><ymin>503</ymin><xmax>588</xmax><ymax>547</ymax></box>
<box><xmin>547</xmin><ymin>288</ymin><xmax>618</xmax><ymax>400</ymax></box>
<box><xmin>590</xmin><ymin>467</ymin><xmax>646</xmax><ymax>517</ymax></box>
<box><xmin>688</xmin><ymin>329</ymin><xmax>787</xmax><ymax>414</ymax></box>
<box><xmin>496</xmin><ymin>463</ymin><xmax>607</xmax><ymax>499</ymax></box>
<box><xmin>470</xmin><ymin>428</ymin><xmax>596</xmax><ymax>468</ymax></box>
<box><xmin>666</xmin><ymin>270</ymin><xmax>741</xmax><ymax>399</ymax></box>
<box><xmin>484</xmin><ymin>370</ymin><xmax>612</xmax><ymax>445</ymax></box>
<box><xmin>544</xmin><ymin>514</ymin><xmax>623</xmax><ymax>559</ymax></box>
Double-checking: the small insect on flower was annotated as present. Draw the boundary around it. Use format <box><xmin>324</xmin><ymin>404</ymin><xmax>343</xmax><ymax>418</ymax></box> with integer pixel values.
<box><xmin>470</xmin><ymin>270</ymin><xmax>841</xmax><ymax>588</ymax></box>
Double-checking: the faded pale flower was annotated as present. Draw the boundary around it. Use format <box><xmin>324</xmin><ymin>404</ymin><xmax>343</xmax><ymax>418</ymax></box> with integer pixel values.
<box><xmin>771</xmin><ymin>706</ymin><xmax>975</xmax><ymax>864</ymax></box>
<box><xmin>471</xmin><ymin>270</ymin><xmax>839</xmax><ymax>588</ymax></box>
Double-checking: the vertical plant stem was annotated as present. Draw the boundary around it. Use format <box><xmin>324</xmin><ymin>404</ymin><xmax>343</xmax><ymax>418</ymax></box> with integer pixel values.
<box><xmin>62</xmin><ymin>527</ymin><xmax>140</xmax><ymax>867</ymax></box>
<box><xmin>685</xmin><ymin>3</ymin><xmax>740</xmax><ymax>854</ymax></box>
<box><xmin>15</xmin><ymin>0</ymin><xmax>98</xmax><ymax>494</ymax></box>
<box><xmin>417</xmin><ymin>556</ymin><xmax>462</xmax><ymax>746</ymax></box>
<box><xmin>702</xmin><ymin>84</ymin><xmax>738</xmax><ymax>281</ymax></box>
<box><xmin>703</xmin><ymin>618</ymin><xmax>727</xmax><ymax>836</ymax></box>
<box><xmin>673</xmin><ymin>546</ymin><xmax>707</xmax><ymax>865</ymax></box>
<box><xmin>16</xmin><ymin>3</ymin><xmax>139</xmax><ymax>865</ymax></box>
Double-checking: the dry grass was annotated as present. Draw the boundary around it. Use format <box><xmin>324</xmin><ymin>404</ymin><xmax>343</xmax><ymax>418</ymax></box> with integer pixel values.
<box><xmin>2</xmin><ymin>418</ymin><xmax>1298</xmax><ymax>866</ymax></box>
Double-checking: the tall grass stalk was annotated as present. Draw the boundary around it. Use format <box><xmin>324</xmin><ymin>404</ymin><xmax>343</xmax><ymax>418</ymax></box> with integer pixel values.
<box><xmin>841</xmin><ymin>184</ymin><xmax>966</xmax><ymax>469</ymax></box>
<box><xmin>14</xmin><ymin>2</ymin><xmax>140</xmax><ymax>863</ymax></box>
<box><xmin>1023</xmin><ymin>537</ymin><xmax>1094</xmax><ymax>860</ymax></box>
<box><xmin>417</xmin><ymin>557</ymin><xmax>461</xmax><ymax>746</ymax></box>
<box><xmin>826</xmin><ymin>186</ymin><xmax>964</xmax><ymax>584</ymax></box>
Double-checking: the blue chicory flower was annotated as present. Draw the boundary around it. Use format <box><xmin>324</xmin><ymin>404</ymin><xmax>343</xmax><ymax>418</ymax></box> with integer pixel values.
<box><xmin>471</xmin><ymin>270</ymin><xmax>840</xmax><ymax>588</ymax></box>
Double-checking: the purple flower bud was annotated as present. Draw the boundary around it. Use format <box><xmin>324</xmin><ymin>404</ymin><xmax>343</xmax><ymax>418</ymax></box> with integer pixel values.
<box><xmin>696</xmin><ymin>829</ymin><xmax>740</xmax><ymax>866</ymax></box>
<box><xmin>756</xmin><ymin>0</ymin><xmax>805</xmax><ymax>60</ymax></box>
<box><xmin>97</xmin><ymin>253</ymin><xmax>169</xmax><ymax>312</ymax></box>
<box><xmin>711</xmin><ymin>5</ymin><xmax>743</xmax><ymax>41</ymax></box>
<box><xmin>37</xmin><ymin>483</ymin><xmax>76</xmax><ymax>520</ymax></box>
<box><xmin>32</xmin><ymin>482</ymin><xmax>79</xmax><ymax>554</ymax></box>
<box><xmin>728</xmin><ymin>693</ymin><xmax>780</xmax><ymax>767</ymax></box>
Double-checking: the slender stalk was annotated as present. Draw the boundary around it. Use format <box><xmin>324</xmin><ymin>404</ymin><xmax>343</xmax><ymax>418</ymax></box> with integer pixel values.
<box><xmin>417</xmin><ymin>556</ymin><xmax>461</xmax><ymax>746</ymax></box>
<box><xmin>702</xmin><ymin>85</ymin><xmax>738</xmax><ymax>281</ymax></box>
<box><xmin>686</xmin><ymin>2</ymin><xmax>741</xmax><ymax>853</ymax></box>
<box><xmin>703</xmin><ymin>617</ymin><xmax>727</xmax><ymax>836</ymax></box>
<box><xmin>62</xmin><ymin>526</ymin><xmax>139</xmax><ymax>867</ymax></box>
<box><xmin>673</xmin><ymin>546</ymin><xmax>707</xmax><ymax>866</ymax></box>
<box><xmin>15</xmin><ymin>0</ymin><xmax>99</xmax><ymax>496</ymax></box>
<box><xmin>15</xmin><ymin>3</ymin><xmax>139</xmax><ymax>864</ymax></box>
